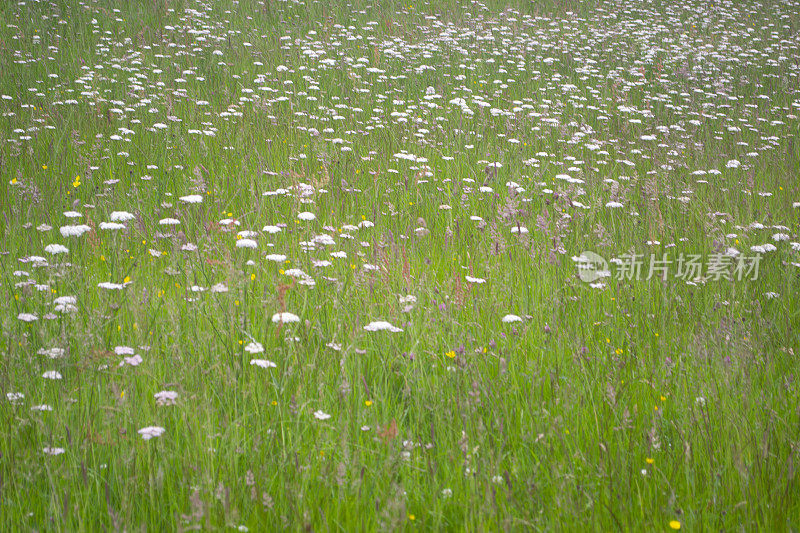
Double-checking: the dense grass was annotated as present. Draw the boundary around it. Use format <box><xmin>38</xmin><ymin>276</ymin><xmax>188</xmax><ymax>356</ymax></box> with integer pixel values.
<box><xmin>1</xmin><ymin>0</ymin><xmax>799</xmax><ymax>530</ymax></box>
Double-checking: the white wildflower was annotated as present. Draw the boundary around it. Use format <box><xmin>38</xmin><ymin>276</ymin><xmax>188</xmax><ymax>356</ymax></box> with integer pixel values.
<box><xmin>44</xmin><ymin>244</ymin><xmax>68</xmax><ymax>255</ymax></box>
<box><xmin>244</xmin><ymin>342</ymin><xmax>264</xmax><ymax>354</ymax></box>
<box><xmin>154</xmin><ymin>391</ymin><xmax>179</xmax><ymax>406</ymax></box>
<box><xmin>43</xmin><ymin>447</ymin><xmax>66</xmax><ymax>456</ymax></box>
<box><xmin>363</xmin><ymin>321</ymin><xmax>403</xmax><ymax>332</ymax></box>
<box><xmin>272</xmin><ymin>312</ymin><xmax>300</xmax><ymax>323</ymax></box>
<box><xmin>236</xmin><ymin>238</ymin><xmax>258</xmax><ymax>249</ymax></box>
<box><xmin>179</xmin><ymin>195</ymin><xmax>203</xmax><ymax>204</ymax></box>
<box><xmin>250</xmin><ymin>359</ymin><xmax>277</xmax><ymax>369</ymax></box>
<box><xmin>137</xmin><ymin>426</ymin><xmax>166</xmax><ymax>440</ymax></box>
<box><xmin>59</xmin><ymin>224</ymin><xmax>91</xmax><ymax>237</ymax></box>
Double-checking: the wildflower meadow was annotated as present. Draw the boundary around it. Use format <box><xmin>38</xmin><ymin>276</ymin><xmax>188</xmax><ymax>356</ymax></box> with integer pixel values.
<box><xmin>1</xmin><ymin>0</ymin><xmax>799</xmax><ymax>530</ymax></box>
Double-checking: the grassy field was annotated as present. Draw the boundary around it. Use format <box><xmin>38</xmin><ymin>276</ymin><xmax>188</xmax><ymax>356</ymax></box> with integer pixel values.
<box><xmin>1</xmin><ymin>0</ymin><xmax>799</xmax><ymax>530</ymax></box>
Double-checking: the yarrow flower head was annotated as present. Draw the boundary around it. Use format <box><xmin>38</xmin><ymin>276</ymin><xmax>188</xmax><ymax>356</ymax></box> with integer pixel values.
<box><xmin>43</xmin><ymin>447</ymin><xmax>66</xmax><ymax>456</ymax></box>
<box><xmin>138</xmin><ymin>426</ymin><xmax>166</xmax><ymax>440</ymax></box>
<box><xmin>6</xmin><ymin>392</ymin><xmax>25</xmax><ymax>405</ymax></box>
<box><xmin>236</xmin><ymin>238</ymin><xmax>258</xmax><ymax>249</ymax></box>
<box><xmin>363</xmin><ymin>320</ymin><xmax>403</xmax><ymax>332</ymax></box>
<box><xmin>54</xmin><ymin>296</ymin><xmax>78</xmax><ymax>313</ymax></box>
<box><xmin>100</xmin><ymin>222</ymin><xmax>125</xmax><ymax>231</ymax></box>
<box><xmin>44</xmin><ymin>244</ymin><xmax>69</xmax><ymax>255</ymax></box>
<box><xmin>154</xmin><ymin>391</ymin><xmax>179</xmax><ymax>406</ymax></box>
<box><xmin>244</xmin><ymin>341</ymin><xmax>264</xmax><ymax>354</ymax></box>
<box><xmin>250</xmin><ymin>359</ymin><xmax>277</xmax><ymax>369</ymax></box>
<box><xmin>272</xmin><ymin>312</ymin><xmax>300</xmax><ymax>324</ymax></box>
<box><xmin>59</xmin><ymin>224</ymin><xmax>91</xmax><ymax>237</ymax></box>
<box><xmin>119</xmin><ymin>354</ymin><xmax>143</xmax><ymax>367</ymax></box>
<box><xmin>110</xmin><ymin>211</ymin><xmax>135</xmax><ymax>222</ymax></box>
